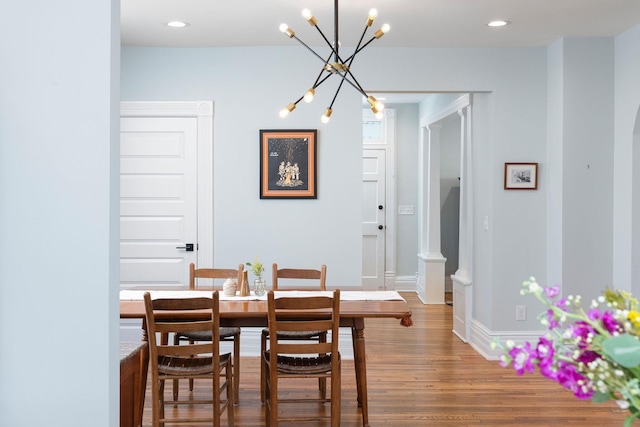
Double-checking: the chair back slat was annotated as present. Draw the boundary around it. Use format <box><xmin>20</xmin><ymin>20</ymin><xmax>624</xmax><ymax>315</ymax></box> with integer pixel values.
<box><xmin>278</xmin><ymin>342</ymin><xmax>334</xmax><ymax>354</ymax></box>
<box><xmin>271</xmin><ymin>263</ymin><xmax>327</xmax><ymax>291</ymax></box>
<box><xmin>143</xmin><ymin>291</ymin><xmax>222</xmax><ymax>362</ymax></box>
<box><xmin>190</xmin><ymin>262</ymin><xmax>244</xmax><ymax>290</ymax></box>
<box><xmin>277</xmin><ymin>319</ymin><xmax>333</xmax><ymax>332</ymax></box>
<box><xmin>156</xmin><ymin>342</ymin><xmax>214</xmax><ymax>357</ymax></box>
<box><xmin>143</xmin><ymin>290</ymin><xmax>234</xmax><ymax>426</ymax></box>
<box><xmin>267</xmin><ymin>289</ymin><xmax>340</xmax><ymax>357</ymax></box>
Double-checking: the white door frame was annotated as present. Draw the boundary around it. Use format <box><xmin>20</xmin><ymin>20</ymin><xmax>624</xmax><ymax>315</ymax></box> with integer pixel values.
<box><xmin>120</xmin><ymin>101</ymin><xmax>214</xmax><ymax>267</ymax></box>
<box><xmin>418</xmin><ymin>94</ymin><xmax>473</xmax><ymax>340</ymax></box>
<box><xmin>363</xmin><ymin>108</ymin><xmax>396</xmax><ymax>288</ymax></box>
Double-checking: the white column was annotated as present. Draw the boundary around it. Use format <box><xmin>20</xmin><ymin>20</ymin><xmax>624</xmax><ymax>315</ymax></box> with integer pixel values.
<box><xmin>452</xmin><ymin>105</ymin><xmax>473</xmax><ymax>342</ymax></box>
<box><xmin>417</xmin><ymin>124</ymin><xmax>446</xmax><ymax>304</ymax></box>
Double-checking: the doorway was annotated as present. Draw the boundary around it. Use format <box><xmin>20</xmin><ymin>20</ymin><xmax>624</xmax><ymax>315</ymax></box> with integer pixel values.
<box><xmin>362</xmin><ymin>108</ymin><xmax>396</xmax><ymax>289</ymax></box>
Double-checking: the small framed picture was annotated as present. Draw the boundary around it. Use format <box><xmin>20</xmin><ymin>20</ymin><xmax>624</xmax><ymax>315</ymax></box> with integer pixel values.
<box><xmin>259</xmin><ymin>129</ymin><xmax>317</xmax><ymax>199</ymax></box>
<box><xmin>504</xmin><ymin>162</ymin><xmax>538</xmax><ymax>190</ymax></box>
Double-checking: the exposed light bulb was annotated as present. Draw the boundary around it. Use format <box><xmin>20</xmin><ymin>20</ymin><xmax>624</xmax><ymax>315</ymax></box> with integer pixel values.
<box><xmin>304</xmin><ymin>88</ymin><xmax>315</xmax><ymax>103</ymax></box>
<box><xmin>302</xmin><ymin>8</ymin><xmax>318</xmax><ymax>26</ymax></box>
<box><xmin>279</xmin><ymin>23</ymin><xmax>295</xmax><ymax>37</ymax></box>
<box><xmin>366</xmin><ymin>9</ymin><xmax>378</xmax><ymax>26</ymax></box>
<box><xmin>375</xmin><ymin>23</ymin><xmax>390</xmax><ymax>39</ymax></box>
<box><xmin>279</xmin><ymin>103</ymin><xmax>296</xmax><ymax>118</ymax></box>
<box><xmin>375</xmin><ymin>111</ymin><xmax>384</xmax><ymax>120</ymax></box>
<box><xmin>321</xmin><ymin>108</ymin><xmax>333</xmax><ymax>124</ymax></box>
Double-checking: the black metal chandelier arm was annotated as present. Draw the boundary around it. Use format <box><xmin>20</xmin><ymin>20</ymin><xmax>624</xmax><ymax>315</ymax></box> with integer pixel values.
<box><xmin>350</xmin><ymin>25</ymin><xmax>371</xmax><ymax>63</ymax></box>
<box><xmin>334</xmin><ymin>72</ymin><xmax>367</xmax><ymax>97</ymax></box>
<box><xmin>291</xmin><ymin>34</ymin><xmax>336</xmax><ymax>67</ymax></box>
<box><xmin>309</xmin><ymin>24</ymin><xmax>342</xmax><ymax>63</ymax></box>
<box><xmin>328</xmin><ymin>78</ymin><xmax>346</xmax><ymax>109</ymax></box>
<box><xmin>344</xmin><ymin>36</ymin><xmax>378</xmax><ymax>63</ymax></box>
<box><xmin>312</xmin><ymin>52</ymin><xmax>335</xmax><ymax>87</ymax></box>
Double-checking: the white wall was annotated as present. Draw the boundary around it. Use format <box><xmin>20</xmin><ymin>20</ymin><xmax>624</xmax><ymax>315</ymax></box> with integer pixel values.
<box><xmin>121</xmin><ymin>45</ymin><xmax>549</xmax><ymax>330</ymax></box>
<box><xmin>614</xmin><ymin>25</ymin><xmax>640</xmax><ymax>295</ymax></box>
<box><xmin>0</xmin><ymin>1</ymin><xmax>120</xmax><ymax>426</ymax></box>
<box><xmin>121</xmin><ymin>30</ymin><xmax>640</xmax><ymax>346</ymax></box>
<box><xmin>387</xmin><ymin>103</ymin><xmax>420</xmax><ymax>277</ymax></box>
<box><xmin>122</xmin><ymin>46</ymin><xmax>363</xmax><ymax>287</ymax></box>
<box><xmin>561</xmin><ymin>38</ymin><xmax>615</xmax><ymax>298</ymax></box>
<box><xmin>440</xmin><ymin>114</ymin><xmax>461</xmax><ymax>277</ymax></box>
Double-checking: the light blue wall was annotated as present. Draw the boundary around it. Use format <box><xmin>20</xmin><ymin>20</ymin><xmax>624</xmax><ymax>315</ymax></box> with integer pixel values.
<box><xmin>122</xmin><ymin>46</ymin><xmax>363</xmax><ymax>287</ymax></box>
<box><xmin>386</xmin><ymin>103</ymin><xmax>420</xmax><ymax>277</ymax></box>
<box><xmin>122</xmin><ymin>45</ymin><xmax>550</xmax><ymax>330</ymax></box>
<box><xmin>120</xmin><ymin>29</ymin><xmax>640</xmax><ymax>334</ymax></box>
<box><xmin>0</xmin><ymin>1</ymin><xmax>119</xmax><ymax>425</ymax></box>
<box><xmin>614</xmin><ymin>25</ymin><xmax>640</xmax><ymax>296</ymax></box>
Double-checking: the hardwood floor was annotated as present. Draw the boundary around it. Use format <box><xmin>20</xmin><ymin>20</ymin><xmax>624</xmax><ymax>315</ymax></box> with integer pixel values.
<box><xmin>141</xmin><ymin>292</ymin><xmax>631</xmax><ymax>426</ymax></box>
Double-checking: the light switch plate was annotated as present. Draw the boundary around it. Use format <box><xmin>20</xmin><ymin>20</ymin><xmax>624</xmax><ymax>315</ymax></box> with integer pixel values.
<box><xmin>398</xmin><ymin>205</ymin><xmax>414</xmax><ymax>215</ymax></box>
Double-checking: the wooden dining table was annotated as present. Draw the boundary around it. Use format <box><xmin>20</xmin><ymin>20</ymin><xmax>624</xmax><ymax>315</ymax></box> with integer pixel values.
<box><xmin>120</xmin><ymin>289</ymin><xmax>413</xmax><ymax>427</ymax></box>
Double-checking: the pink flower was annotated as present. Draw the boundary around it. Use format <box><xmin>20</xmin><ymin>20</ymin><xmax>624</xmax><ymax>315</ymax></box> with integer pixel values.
<box><xmin>508</xmin><ymin>343</ymin><xmax>536</xmax><ymax>376</ymax></box>
<box><xmin>544</xmin><ymin>286</ymin><xmax>560</xmax><ymax>299</ymax></box>
<box><xmin>555</xmin><ymin>362</ymin><xmax>594</xmax><ymax>400</ymax></box>
<box><xmin>573</xmin><ymin>321</ymin><xmax>596</xmax><ymax>349</ymax></box>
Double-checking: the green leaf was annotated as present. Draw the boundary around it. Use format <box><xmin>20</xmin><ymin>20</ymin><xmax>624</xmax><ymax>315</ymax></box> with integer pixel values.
<box><xmin>602</xmin><ymin>334</ymin><xmax>640</xmax><ymax>368</ymax></box>
<box><xmin>591</xmin><ymin>391</ymin><xmax>611</xmax><ymax>403</ymax></box>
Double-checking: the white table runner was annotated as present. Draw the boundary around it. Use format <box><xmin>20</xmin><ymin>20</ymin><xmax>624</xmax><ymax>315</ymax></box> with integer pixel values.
<box><xmin>120</xmin><ymin>289</ymin><xmax>405</xmax><ymax>302</ymax></box>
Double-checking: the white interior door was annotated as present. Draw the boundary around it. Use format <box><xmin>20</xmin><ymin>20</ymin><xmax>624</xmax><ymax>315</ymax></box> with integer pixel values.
<box><xmin>362</xmin><ymin>149</ymin><xmax>386</xmax><ymax>289</ymax></box>
<box><xmin>120</xmin><ymin>117</ymin><xmax>198</xmax><ymax>288</ymax></box>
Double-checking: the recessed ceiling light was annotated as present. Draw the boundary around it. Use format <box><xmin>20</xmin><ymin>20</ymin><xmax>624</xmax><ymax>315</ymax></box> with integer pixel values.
<box><xmin>487</xmin><ymin>20</ymin><xmax>510</xmax><ymax>27</ymax></box>
<box><xmin>166</xmin><ymin>21</ymin><xmax>189</xmax><ymax>28</ymax></box>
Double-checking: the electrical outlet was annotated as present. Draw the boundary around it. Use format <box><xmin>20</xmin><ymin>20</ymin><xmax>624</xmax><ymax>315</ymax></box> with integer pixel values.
<box><xmin>516</xmin><ymin>305</ymin><xmax>526</xmax><ymax>321</ymax></box>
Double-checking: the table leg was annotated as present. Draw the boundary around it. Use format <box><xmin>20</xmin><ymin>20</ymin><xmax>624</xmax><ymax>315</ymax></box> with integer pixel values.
<box><xmin>137</xmin><ymin>318</ymin><xmax>149</xmax><ymax>427</ymax></box>
<box><xmin>134</xmin><ymin>342</ymin><xmax>149</xmax><ymax>427</ymax></box>
<box><xmin>351</xmin><ymin>318</ymin><xmax>369</xmax><ymax>427</ymax></box>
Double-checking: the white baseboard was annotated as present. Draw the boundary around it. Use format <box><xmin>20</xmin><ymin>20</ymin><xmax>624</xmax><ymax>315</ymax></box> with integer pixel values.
<box><xmin>393</xmin><ymin>274</ymin><xmax>418</xmax><ymax>291</ymax></box>
<box><xmin>468</xmin><ymin>319</ymin><xmax>546</xmax><ymax>361</ymax></box>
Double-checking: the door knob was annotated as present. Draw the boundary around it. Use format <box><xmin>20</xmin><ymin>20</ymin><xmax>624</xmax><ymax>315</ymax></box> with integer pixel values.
<box><xmin>378</xmin><ymin>205</ymin><xmax>383</xmax><ymax>210</ymax></box>
<box><xmin>378</xmin><ymin>225</ymin><xmax>383</xmax><ymax>230</ymax></box>
<box><xmin>176</xmin><ymin>243</ymin><xmax>194</xmax><ymax>252</ymax></box>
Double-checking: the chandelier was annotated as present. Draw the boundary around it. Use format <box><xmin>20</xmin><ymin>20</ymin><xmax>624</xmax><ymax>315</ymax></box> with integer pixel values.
<box><xmin>278</xmin><ymin>0</ymin><xmax>390</xmax><ymax>124</ymax></box>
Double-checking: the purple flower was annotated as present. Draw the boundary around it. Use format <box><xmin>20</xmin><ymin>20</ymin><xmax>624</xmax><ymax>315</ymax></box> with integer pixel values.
<box><xmin>546</xmin><ymin>310</ymin><xmax>559</xmax><ymax>329</ymax></box>
<box><xmin>555</xmin><ymin>298</ymin><xmax>568</xmax><ymax>311</ymax></box>
<box><xmin>544</xmin><ymin>286</ymin><xmax>560</xmax><ymax>299</ymax></box>
<box><xmin>586</xmin><ymin>309</ymin><xmax>620</xmax><ymax>334</ymax></box>
<box><xmin>601</xmin><ymin>311</ymin><xmax>621</xmax><ymax>334</ymax></box>
<box><xmin>572</xmin><ymin>321</ymin><xmax>596</xmax><ymax>349</ymax></box>
<box><xmin>555</xmin><ymin>362</ymin><xmax>594</xmax><ymax>400</ymax></box>
<box><xmin>576</xmin><ymin>350</ymin><xmax>599</xmax><ymax>365</ymax></box>
<box><xmin>536</xmin><ymin>337</ymin><xmax>555</xmax><ymax>367</ymax></box>
<box><xmin>508</xmin><ymin>343</ymin><xmax>536</xmax><ymax>376</ymax></box>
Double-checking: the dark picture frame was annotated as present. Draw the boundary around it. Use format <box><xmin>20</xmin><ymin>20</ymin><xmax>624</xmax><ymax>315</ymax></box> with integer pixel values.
<box><xmin>504</xmin><ymin>162</ymin><xmax>539</xmax><ymax>190</ymax></box>
<box><xmin>259</xmin><ymin>129</ymin><xmax>317</xmax><ymax>199</ymax></box>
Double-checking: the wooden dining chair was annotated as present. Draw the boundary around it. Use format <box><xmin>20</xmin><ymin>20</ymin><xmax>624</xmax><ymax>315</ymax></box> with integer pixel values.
<box><xmin>260</xmin><ymin>263</ymin><xmax>328</xmax><ymax>402</ymax></box>
<box><xmin>263</xmin><ymin>289</ymin><xmax>341</xmax><ymax>427</ymax></box>
<box><xmin>173</xmin><ymin>263</ymin><xmax>243</xmax><ymax>404</ymax></box>
<box><xmin>143</xmin><ymin>291</ymin><xmax>234</xmax><ymax>427</ymax></box>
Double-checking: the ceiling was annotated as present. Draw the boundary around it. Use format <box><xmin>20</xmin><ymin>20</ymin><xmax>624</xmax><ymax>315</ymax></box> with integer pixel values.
<box><xmin>121</xmin><ymin>0</ymin><xmax>640</xmax><ymax>103</ymax></box>
<box><xmin>122</xmin><ymin>0</ymin><xmax>640</xmax><ymax>48</ymax></box>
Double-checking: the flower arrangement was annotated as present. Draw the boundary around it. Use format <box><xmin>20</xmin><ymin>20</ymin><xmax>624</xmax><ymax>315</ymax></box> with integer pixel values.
<box><xmin>495</xmin><ymin>277</ymin><xmax>640</xmax><ymax>426</ymax></box>
<box><xmin>246</xmin><ymin>256</ymin><xmax>265</xmax><ymax>278</ymax></box>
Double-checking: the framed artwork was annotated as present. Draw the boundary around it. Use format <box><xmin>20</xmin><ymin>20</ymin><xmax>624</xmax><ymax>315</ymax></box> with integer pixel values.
<box><xmin>259</xmin><ymin>129</ymin><xmax>317</xmax><ymax>199</ymax></box>
<box><xmin>504</xmin><ymin>162</ymin><xmax>538</xmax><ymax>190</ymax></box>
